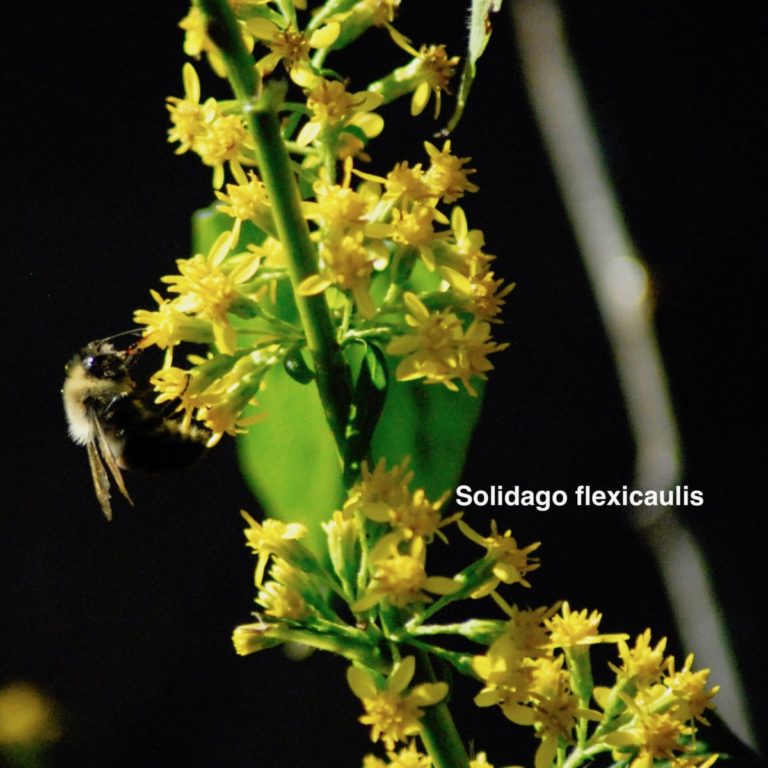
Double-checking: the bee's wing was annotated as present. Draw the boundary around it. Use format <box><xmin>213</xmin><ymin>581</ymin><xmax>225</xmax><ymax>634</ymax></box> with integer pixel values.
<box><xmin>93</xmin><ymin>418</ymin><xmax>134</xmax><ymax>516</ymax></box>
<box><xmin>86</xmin><ymin>439</ymin><xmax>113</xmax><ymax>521</ymax></box>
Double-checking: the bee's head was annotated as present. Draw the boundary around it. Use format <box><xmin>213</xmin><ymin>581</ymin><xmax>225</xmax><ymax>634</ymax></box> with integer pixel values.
<box><xmin>70</xmin><ymin>341</ymin><xmax>137</xmax><ymax>381</ymax></box>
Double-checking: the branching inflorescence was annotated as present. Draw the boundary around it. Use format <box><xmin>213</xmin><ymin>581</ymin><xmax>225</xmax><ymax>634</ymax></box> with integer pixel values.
<box><xmin>130</xmin><ymin>2</ymin><xmax>720</xmax><ymax>767</ymax></box>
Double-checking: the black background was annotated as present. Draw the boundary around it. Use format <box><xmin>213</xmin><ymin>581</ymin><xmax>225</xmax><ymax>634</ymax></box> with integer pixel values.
<box><xmin>2</xmin><ymin>2</ymin><xmax>765</xmax><ymax>766</ymax></box>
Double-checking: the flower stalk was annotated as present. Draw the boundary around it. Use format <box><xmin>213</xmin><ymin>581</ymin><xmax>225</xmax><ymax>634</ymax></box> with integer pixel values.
<box><xmin>197</xmin><ymin>0</ymin><xmax>352</xmax><ymax>458</ymax></box>
<box><xmin>417</xmin><ymin>652</ymin><xmax>470</xmax><ymax>768</ymax></box>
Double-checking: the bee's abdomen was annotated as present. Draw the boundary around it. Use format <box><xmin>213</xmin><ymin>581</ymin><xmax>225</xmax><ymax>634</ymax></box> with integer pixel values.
<box><xmin>120</xmin><ymin>419</ymin><xmax>211</xmax><ymax>473</ymax></box>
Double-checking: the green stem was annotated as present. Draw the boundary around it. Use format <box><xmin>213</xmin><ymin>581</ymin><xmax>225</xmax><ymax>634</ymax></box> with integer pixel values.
<box><xmin>561</xmin><ymin>743</ymin><xmax>611</xmax><ymax>768</ymax></box>
<box><xmin>198</xmin><ymin>0</ymin><xmax>352</xmax><ymax>458</ymax></box>
<box><xmin>417</xmin><ymin>652</ymin><xmax>469</xmax><ymax>768</ymax></box>
<box><xmin>398</xmin><ymin>638</ymin><xmax>474</xmax><ymax>677</ymax></box>
<box><xmin>306</xmin><ymin>0</ymin><xmax>359</xmax><ymax>31</ymax></box>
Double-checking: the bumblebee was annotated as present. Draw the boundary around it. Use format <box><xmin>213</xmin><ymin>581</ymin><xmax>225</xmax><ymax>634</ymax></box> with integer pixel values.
<box><xmin>62</xmin><ymin>336</ymin><xmax>210</xmax><ymax>519</ymax></box>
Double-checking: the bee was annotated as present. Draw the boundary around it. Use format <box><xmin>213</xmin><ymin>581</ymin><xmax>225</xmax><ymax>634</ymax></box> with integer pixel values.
<box><xmin>62</xmin><ymin>334</ymin><xmax>211</xmax><ymax>519</ymax></box>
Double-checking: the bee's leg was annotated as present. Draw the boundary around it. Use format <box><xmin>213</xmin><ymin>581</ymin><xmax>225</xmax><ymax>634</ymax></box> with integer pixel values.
<box><xmin>100</xmin><ymin>392</ymin><xmax>143</xmax><ymax>429</ymax></box>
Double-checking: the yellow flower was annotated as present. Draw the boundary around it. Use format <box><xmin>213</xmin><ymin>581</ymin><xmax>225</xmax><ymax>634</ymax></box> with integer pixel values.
<box><xmin>457</xmin><ymin>318</ymin><xmax>510</xmax><ymax>395</ymax></box>
<box><xmin>610</xmin><ymin>629</ymin><xmax>668</xmax><ymax>686</ymax></box>
<box><xmin>298</xmin><ymin>230</ymin><xmax>382</xmax><ymax>318</ymax></box>
<box><xmin>362</xmin><ymin>483</ymin><xmax>460</xmax><ymax>543</ymax></box>
<box><xmin>166</xmin><ymin>62</ymin><xmax>254</xmax><ymax>187</ymax></box>
<box><xmin>322</xmin><ymin>510</ymin><xmax>360</xmax><ymax>590</ymax></box>
<box><xmin>347</xmin><ymin>656</ymin><xmax>448</xmax><ymax>750</ymax></box>
<box><xmin>306</xmin><ymin>168</ymin><xmax>373</xmax><ymax>231</ymax></box>
<box><xmin>160</xmin><ymin>230</ymin><xmax>260</xmax><ymax>354</ymax></box>
<box><xmin>389</xmin><ymin>203</ymin><xmax>445</xmax><ymax>269</ymax></box>
<box><xmin>423</xmin><ymin>140</ymin><xmax>479</xmax><ymax>203</ymax></box>
<box><xmin>246</xmin><ymin>18</ymin><xmax>339</xmax><ymax>81</ymax></box>
<box><xmin>179</xmin><ymin>5</ymin><xmax>254</xmax><ymax>78</ymax></box>
<box><xmin>345</xmin><ymin>458</ymin><xmax>415</xmax><ymax>520</ymax></box>
<box><xmin>179</xmin><ymin>6</ymin><xmax>227</xmax><ymax>77</ymax></box>
<box><xmin>385</xmin><ymin>297</ymin><xmax>459</xmax><ymax>381</ymax></box>
<box><xmin>663</xmin><ymin>654</ymin><xmax>719</xmax><ymax>725</ymax></box>
<box><xmin>386</xmin><ymin>293</ymin><xmax>508</xmax><ymax>396</ymax></box>
<box><xmin>215</xmin><ymin>170</ymin><xmax>272</xmax><ymax>231</ymax></box>
<box><xmin>438</xmin><ymin>206</ymin><xmax>496</xmax><ymax>276</ymax></box>
<box><xmin>0</xmin><ymin>683</ymin><xmax>59</xmax><ymax>746</ymax></box>
<box><xmin>134</xmin><ymin>289</ymin><xmax>214</xmax><ymax>352</ymax></box>
<box><xmin>257</xmin><ymin>579</ymin><xmax>308</xmax><ymax>620</ymax></box>
<box><xmin>232</xmin><ymin>621</ymin><xmax>283</xmax><ymax>655</ymax></box>
<box><xmin>241</xmin><ymin>510</ymin><xmax>312</xmax><ymax>586</ymax></box>
<box><xmin>522</xmin><ymin>658</ymin><xmax>582</xmax><ymax>768</ymax></box>
<box><xmin>193</xmin><ymin>382</ymin><xmax>263</xmax><ymax>445</ymax></box>
<box><xmin>545</xmin><ymin>602</ymin><xmax>628</xmax><ymax>649</ymax></box>
<box><xmin>605</xmin><ymin>704</ymin><xmax>694</xmax><ymax>768</ymax></box>
<box><xmin>410</xmin><ymin>44</ymin><xmax>460</xmax><ymax>118</ymax></box>
<box><xmin>195</xmin><ymin>111</ymin><xmax>254</xmax><ymax>189</ymax></box>
<box><xmin>472</xmin><ymin>633</ymin><xmax>536</xmax><ymax>709</ymax></box>
<box><xmin>441</xmin><ymin>264</ymin><xmax>515</xmax><ymax>324</ymax></box>
<box><xmin>297</xmin><ymin>78</ymin><xmax>383</xmax><ymax>147</ymax></box>
<box><xmin>353</xmin><ymin>533</ymin><xmax>460</xmax><ymax>611</ymax></box>
<box><xmin>166</xmin><ymin>63</ymin><xmax>210</xmax><ymax>155</ymax></box>
<box><xmin>457</xmin><ymin>518</ymin><xmax>541</xmax><ymax>595</ymax></box>
<box><xmin>385</xmin><ymin>162</ymin><xmax>433</xmax><ymax>204</ymax></box>
<box><xmin>355</xmin><ymin>160</ymin><xmax>433</xmax><ymax>206</ymax></box>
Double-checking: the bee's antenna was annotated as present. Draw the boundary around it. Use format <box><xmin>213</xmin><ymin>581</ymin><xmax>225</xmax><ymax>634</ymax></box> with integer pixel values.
<box><xmin>97</xmin><ymin>329</ymin><xmax>143</xmax><ymax>344</ymax></box>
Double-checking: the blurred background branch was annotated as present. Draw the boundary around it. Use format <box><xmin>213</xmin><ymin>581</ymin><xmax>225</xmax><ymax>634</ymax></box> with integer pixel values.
<box><xmin>510</xmin><ymin>0</ymin><xmax>756</xmax><ymax>750</ymax></box>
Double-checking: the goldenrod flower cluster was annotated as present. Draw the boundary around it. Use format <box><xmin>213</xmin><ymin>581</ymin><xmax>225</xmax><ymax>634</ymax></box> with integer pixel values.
<box><xmin>129</xmin><ymin>3</ymin><xmax>721</xmax><ymax>767</ymax></box>
<box><xmin>135</xmin><ymin>0</ymin><xmax>513</xmax><ymax>445</ymax></box>
<box><xmin>232</xmin><ymin>458</ymin><xmax>718</xmax><ymax>768</ymax></box>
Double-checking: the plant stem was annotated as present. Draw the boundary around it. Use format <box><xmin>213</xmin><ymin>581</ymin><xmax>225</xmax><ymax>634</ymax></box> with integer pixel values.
<box><xmin>417</xmin><ymin>651</ymin><xmax>469</xmax><ymax>768</ymax></box>
<box><xmin>198</xmin><ymin>0</ymin><xmax>351</xmax><ymax>458</ymax></box>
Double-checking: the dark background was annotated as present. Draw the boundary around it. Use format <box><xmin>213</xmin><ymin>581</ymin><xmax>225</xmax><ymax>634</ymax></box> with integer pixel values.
<box><xmin>2</xmin><ymin>1</ymin><xmax>765</xmax><ymax>766</ymax></box>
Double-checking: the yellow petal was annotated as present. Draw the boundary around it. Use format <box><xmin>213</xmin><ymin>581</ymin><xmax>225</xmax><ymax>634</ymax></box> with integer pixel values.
<box><xmin>352</xmin><ymin>591</ymin><xmax>383</xmax><ymax>612</ymax></box>
<box><xmin>388</xmin><ymin>656</ymin><xmax>415</xmax><ymax>694</ymax></box>
<box><xmin>309</xmin><ymin>22</ymin><xmax>340</xmax><ymax>49</ymax></box>
<box><xmin>296</xmin><ymin>120</ymin><xmax>322</xmax><ymax>148</ymax></box>
<box><xmin>410</xmin><ymin>82</ymin><xmax>430</xmax><ymax>116</ymax></box>
<box><xmin>403</xmin><ymin>291</ymin><xmax>429</xmax><ymax>320</ymax></box>
<box><xmin>298</xmin><ymin>274</ymin><xmax>332</xmax><ymax>296</ymax></box>
<box><xmin>386</xmin><ymin>336</ymin><xmax>420</xmax><ymax>356</ymax></box>
<box><xmin>591</xmin><ymin>686</ymin><xmax>612</xmax><ymax>709</ymax></box>
<box><xmin>451</xmin><ymin>206</ymin><xmax>468</xmax><ymax>239</ymax></box>
<box><xmin>408</xmin><ymin>681</ymin><xmax>448</xmax><ymax>706</ymax></box>
<box><xmin>353</xmin><ymin>91</ymin><xmax>385</xmax><ymax>112</ymax></box>
<box><xmin>350</xmin><ymin>112</ymin><xmax>385</xmax><ymax>138</ymax></box>
<box><xmin>502</xmin><ymin>702</ymin><xmax>534</xmax><ymax>726</ymax></box>
<box><xmin>245</xmin><ymin>18</ymin><xmax>279</xmax><ymax>40</ymax></box>
<box><xmin>423</xmin><ymin>576</ymin><xmax>461</xmax><ymax>595</ymax></box>
<box><xmin>534</xmin><ymin>737</ymin><xmax>558</xmax><ymax>768</ymax></box>
<box><xmin>457</xmin><ymin>519</ymin><xmax>486</xmax><ymax>547</ymax></box>
<box><xmin>347</xmin><ymin>666</ymin><xmax>377</xmax><ymax>700</ymax></box>
<box><xmin>441</xmin><ymin>266</ymin><xmax>473</xmax><ymax>295</ymax></box>
<box><xmin>182</xmin><ymin>62</ymin><xmax>200</xmax><ymax>102</ymax></box>
<box><xmin>473</xmin><ymin>688</ymin><xmax>499</xmax><ymax>708</ymax></box>
<box><xmin>209</xmin><ymin>230</ymin><xmax>233</xmax><ymax>265</ymax></box>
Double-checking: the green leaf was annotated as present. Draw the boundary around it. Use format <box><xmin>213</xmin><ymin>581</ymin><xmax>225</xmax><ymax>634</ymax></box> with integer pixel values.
<box><xmin>371</xmin><ymin>366</ymin><xmax>484</xmax><ymax>500</ymax></box>
<box><xmin>237</xmin><ymin>364</ymin><xmax>344</xmax><ymax>556</ymax></box>
<box><xmin>191</xmin><ymin>205</ymin><xmax>342</xmax><ymax>553</ymax></box>
<box><xmin>444</xmin><ymin>0</ymin><xmax>503</xmax><ymax>134</ymax></box>
<box><xmin>344</xmin><ymin>342</ymin><xmax>389</xmax><ymax>484</ymax></box>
